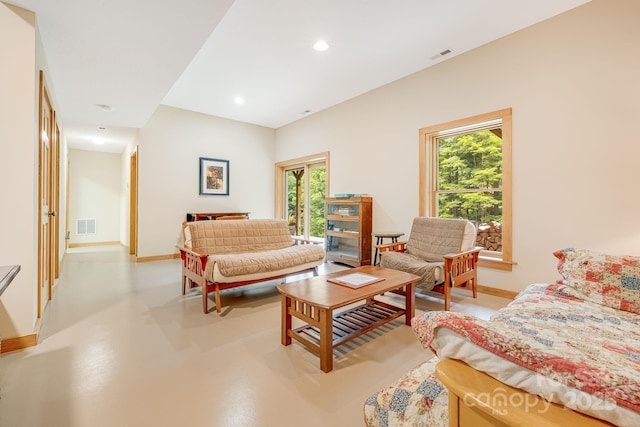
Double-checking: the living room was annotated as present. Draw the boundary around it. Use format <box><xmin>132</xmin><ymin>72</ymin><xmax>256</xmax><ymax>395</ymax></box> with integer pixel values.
<box><xmin>128</xmin><ymin>0</ymin><xmax>638</xmax><ymax>283</ymax></box>
<box><xmin>1</xmin><ymin>0</ymin><xmax>639</xmax><ymax>425</ymax></box>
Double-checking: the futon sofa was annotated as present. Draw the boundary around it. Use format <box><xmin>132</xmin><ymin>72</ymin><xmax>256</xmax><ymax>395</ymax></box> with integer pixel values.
<box><xmin>364</xmin><ymin>248</ymin><xmax>640</xmax><ymax>426</ymax></box>
<box><xmin>178</xmin><ymin>219</ymin><xmax>325</xmax><ymax>313</ymax></box>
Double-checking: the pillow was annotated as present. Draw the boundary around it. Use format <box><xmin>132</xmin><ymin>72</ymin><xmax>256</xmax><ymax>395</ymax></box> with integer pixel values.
<box><xmin>553</xmin><ymin>248</ymin><xmax>640</xmax><ymax>314</ymax></box>
<box><xmin>183</xmin><ymin>222</ymin><xmax>192</xmax><ymax>247</ymax></box>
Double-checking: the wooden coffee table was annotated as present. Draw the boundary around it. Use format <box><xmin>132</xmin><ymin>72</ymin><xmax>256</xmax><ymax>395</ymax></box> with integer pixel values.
<box><xmin>277</xmin><ymin>265</ymin><xmax>419</xmax><ymax>372</ymax></box>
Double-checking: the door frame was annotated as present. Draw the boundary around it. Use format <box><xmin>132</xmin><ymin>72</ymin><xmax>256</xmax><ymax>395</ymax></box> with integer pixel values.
<box><xmin>129</xmin><ymin>150</ymin><xmax>138</xmax><ymax>255</ymax></box>
<box><xmin>52</xmin><ymin>113</ymin><xmax>60</xmax><ymax>280</ymax></box>
<box><xmin>37</xmin><ymin>70</ymin><xmax>57</xmax><ymax>317</ymax></box>
<box><xmin>275</xmin><ymin>152</ymin><xmax>329</xmax><ymax>239</ymax></box>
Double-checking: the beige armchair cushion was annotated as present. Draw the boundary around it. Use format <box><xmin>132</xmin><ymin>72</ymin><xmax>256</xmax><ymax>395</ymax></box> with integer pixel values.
<box><xmin>381</xmin><ymin>217</ymin><xmax>476</xmax><ymax>291</ymax></box>
<box><xmin>382</xmin><ymin>252</ymin><xmax>444</xmax><ymax>289</ymax></box>
<box><xmin>405</xmin><ymin>217</ymin><xmax>474</xmax><ymax>261</ymax></box>
<box><xmin>205</xmin><ymin>244</ymin><xmax>325</xmax><ymax>281</ymax></box>
<box><xmin>188</xmin><ymin>219</ymin><xmax>293</xmax><ymax>254</ymax></box>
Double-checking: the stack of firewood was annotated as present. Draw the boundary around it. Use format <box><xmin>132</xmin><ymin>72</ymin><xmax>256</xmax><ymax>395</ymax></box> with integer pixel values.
<box><xmin>476</xmin><ymin>221</ymin><xmax>502</xmax><ymax>252</ymax></box>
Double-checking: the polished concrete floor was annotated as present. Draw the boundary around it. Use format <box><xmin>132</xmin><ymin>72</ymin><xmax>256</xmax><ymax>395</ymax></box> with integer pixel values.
<box><xmin>0</xmin><ymin>246</ymin><xmax>511</xmax><ymax>427</ymax></box>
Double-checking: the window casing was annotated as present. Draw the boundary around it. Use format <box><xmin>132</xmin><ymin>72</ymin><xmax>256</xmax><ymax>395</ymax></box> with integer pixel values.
<box><xmin>419</xmin><ymin>109</ymin><xmax>513</xmax><ymax>270</ymax></box>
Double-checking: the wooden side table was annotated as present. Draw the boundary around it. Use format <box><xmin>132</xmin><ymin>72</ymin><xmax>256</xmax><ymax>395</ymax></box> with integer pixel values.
<box><xmin>372</xmin><ymin>232</ymin><xmax>404</xmax><ymax>266</ymax></box>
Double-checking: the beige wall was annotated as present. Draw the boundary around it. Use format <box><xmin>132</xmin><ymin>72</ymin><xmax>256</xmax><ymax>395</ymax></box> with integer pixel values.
<box><xmin>0</xmin><ymin>3</ymin><xmax>37</xmax><ymax>338</ymax></box>
<box><xmin>0</xmin><ymin>1</ymin><xmax>66</xmax><ymax>339</ymax></box>
<box><xmin>4</xmin><ymin>0</ymin><xmax>639</xmax><ymax>340</ymax></box>
<box><xmin>276</xmin><ymin>0</ymin><xmax>640</xmax><ymax>292</ymax></box>
<box><xmin>34</xmin><ymin>13</ymin><xmax>67</xmax><ymax>277</ymax></box>
<box><xmin>119</xmin><ymin>136</ymin><xmax>138</xmax><ymax>247</ymax></box>
<box><xmin>67</xmin><ymin>149</ymin><xmax>122</xmax><ymax>245</ymax></box>
<box><xmin>136</xmin><ymin>105</ymin><xmax>277</xmax><ymax>258</ymax></box>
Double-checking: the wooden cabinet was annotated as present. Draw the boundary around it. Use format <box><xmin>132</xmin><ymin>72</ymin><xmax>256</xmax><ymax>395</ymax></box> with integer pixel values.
<box><xmin>325</xmin><ymin>197</ymin><xmax>372</xmax><ymax>267</ymax></box>
<box><xmin>186</xmin><ymin>212</ymin><xmax>250</xmax><ymax>221</ymax></box>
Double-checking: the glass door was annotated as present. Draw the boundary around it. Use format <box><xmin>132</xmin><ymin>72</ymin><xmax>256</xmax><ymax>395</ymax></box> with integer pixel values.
<box><xmin>285</xmin><ymin>164</ymin><xmax>326</xmax><ymax>242</ymax></box>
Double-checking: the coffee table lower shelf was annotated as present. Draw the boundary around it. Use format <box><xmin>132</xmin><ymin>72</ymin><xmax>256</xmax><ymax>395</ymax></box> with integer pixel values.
<box><xmin>289</xmin><ymin>300</ymin><xmax>405</xmax><ymax>366</ymax></box>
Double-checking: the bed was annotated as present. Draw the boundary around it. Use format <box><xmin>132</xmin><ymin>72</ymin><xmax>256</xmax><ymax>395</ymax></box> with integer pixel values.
<box><xmin>364</xmin><ymin>248</ymin><xmax>640</xmax><ymax>426</ymax></box>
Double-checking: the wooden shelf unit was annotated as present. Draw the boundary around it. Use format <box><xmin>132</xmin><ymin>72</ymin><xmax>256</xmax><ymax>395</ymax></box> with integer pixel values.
<box><xmin>325</xmin><ymin>196</ymin><xmax>372</xmax><ymax>267</ymax></box>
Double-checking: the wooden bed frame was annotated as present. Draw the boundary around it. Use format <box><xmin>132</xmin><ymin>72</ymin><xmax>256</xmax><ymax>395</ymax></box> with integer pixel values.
<box><xmin>435</xmin><ymin>359</ymin><xmax>614</xmax><ymax>427</ymax></box>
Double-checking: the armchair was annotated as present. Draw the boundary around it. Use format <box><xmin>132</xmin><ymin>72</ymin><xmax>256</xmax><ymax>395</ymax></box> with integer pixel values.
<box><xmin>377</xmin><ymin>217</ymin><xmax>480</xmax><ymax>310</ymax></box>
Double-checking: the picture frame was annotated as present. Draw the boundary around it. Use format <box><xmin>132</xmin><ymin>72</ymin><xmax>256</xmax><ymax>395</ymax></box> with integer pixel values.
<box><xmin>199</xmin><ymin>157</ymin><xmax>229</xmax><ymax>196</ymax></box>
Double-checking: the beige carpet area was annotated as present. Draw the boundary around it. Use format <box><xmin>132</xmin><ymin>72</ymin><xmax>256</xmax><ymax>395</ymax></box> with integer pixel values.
<box><xmin>0</xmin><ymin>245</ymin><xmax>510</xmax><ymax>427</ymax></box>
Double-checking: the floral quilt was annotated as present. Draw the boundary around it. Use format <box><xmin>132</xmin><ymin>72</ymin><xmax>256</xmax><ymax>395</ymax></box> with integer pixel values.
<box><xmin>363</xmin><ymin>357</ymin><xmax>448</xmax><ymax>427</ymax></box>
<box><xmin>412</xmin><ymin>283</ymin><xmax>640</xmax><ymax>417</ymax></box>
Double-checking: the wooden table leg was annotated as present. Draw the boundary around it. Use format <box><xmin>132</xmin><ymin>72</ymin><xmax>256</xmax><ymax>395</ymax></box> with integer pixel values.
<box><xmin>373</xmin><ymin>236</ymin><xmax>382</xmax><ymax>266</ymax></box>
<box><xmin>405</xmin><ymin>282</ymin><xmax>415</xmax><ymax>326</ymax></box>
<box><xmin>319</xmin><ymin>307</ymin><xmax>333</xmax><ymax>372</ymax></box>
<box><xmin>281</xmin><ymin>294</ymin><xmax>292</xmax><ymax>346</ymax></box>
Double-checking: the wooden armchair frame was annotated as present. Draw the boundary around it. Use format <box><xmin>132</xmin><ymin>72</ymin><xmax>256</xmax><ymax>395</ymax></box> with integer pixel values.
<box><xmin>377</xmin><ymin>242</ymin><xmax>481</xmax><ymax>310</ymax></box>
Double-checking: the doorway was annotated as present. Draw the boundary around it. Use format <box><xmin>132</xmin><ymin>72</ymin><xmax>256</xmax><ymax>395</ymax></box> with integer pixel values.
<box><xmin>275</xmin><ymin>152</ymin><xmax>329</xmax><ymax>242</ymax></box>
<box><xmin>37</xmin><ymin>70</ymin><xmax>59</xmax><ymax>317</ymax></box>
<box><xmin>129</xmin><ymin>150</ymin><xmax>138</xmax><ymax>255</ymax></box>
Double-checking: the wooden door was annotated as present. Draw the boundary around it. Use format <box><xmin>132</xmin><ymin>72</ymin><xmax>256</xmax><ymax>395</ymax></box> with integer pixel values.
<box><xmin>52</xmin><ymin>114</ymin><xmax>60</xmax><ymax>279</ymax></box>
<box><xmin>65</xmin><ymin>159</ymin><xmax>70</xmax><ymax>251</ymax></box>
<box><xmin>129</xmin><ymin>150</ymin><xmax>137</xmax><ymax>255</ymax></box>
<box><xmin>38</xmin><ymin>71</ymin><xmax>54</xmax><ymax>317</ymax></box>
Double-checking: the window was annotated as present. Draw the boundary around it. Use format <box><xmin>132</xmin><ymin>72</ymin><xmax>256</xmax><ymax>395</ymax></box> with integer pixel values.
<box><xmin>419</xmin><ymin>109</ymin><xmax>512</xmax><ymax>270</ymax></box>
<box><xmin>275</xmin><ymin>152</ymin><xmax>329</xmax><ymax>242</ymax></box>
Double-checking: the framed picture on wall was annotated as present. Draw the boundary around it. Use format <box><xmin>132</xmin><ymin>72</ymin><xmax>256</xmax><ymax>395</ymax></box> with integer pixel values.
<box><xmin>199</xmin><ymin>157</ymin><xmax>229</xmax><ymax>196</ymax></box>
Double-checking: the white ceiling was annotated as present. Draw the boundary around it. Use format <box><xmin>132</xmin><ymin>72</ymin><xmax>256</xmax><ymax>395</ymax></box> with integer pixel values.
<box><xmin>7</xmin><ymin>0</ymin><xmax>590</xmax><ymax>153</ymax></box>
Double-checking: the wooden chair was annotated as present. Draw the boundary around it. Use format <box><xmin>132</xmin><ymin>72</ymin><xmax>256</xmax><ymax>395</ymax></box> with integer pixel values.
<box><xmin>377</xmin><ymin>217</ymin><xmax>480</xmax><ymax>311</ymax></box>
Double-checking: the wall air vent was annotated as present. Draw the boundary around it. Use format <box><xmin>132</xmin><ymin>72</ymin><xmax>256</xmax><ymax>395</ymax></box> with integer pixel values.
<box><xmin>76</xmin><ymin>218</ymin><xmax>97</xmax><ymax>235</ymax></box>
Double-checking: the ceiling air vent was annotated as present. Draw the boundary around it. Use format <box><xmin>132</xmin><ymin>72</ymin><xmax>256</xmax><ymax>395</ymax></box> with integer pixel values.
<box><xmin>430</xmin><ymin>49</ymin><xmax>452</xmax><ymax>61</ymax></box>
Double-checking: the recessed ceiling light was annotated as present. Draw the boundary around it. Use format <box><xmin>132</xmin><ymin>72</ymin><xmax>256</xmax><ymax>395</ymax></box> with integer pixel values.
<box><xmin>234</xmin><ymin>96</ymin><xmax>245</xmax><ymax>105</ymax></box>
<box><xmin>313</xmin><ymin>40</ymin><xmax>329</xmax><ymax>52</ymax></box>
